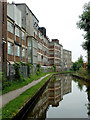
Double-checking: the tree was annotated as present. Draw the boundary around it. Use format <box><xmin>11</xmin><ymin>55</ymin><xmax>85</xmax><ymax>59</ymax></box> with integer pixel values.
<box><xmin>72</xmin><ymin>62</ymin><xmax>78</xmax><ymax>71</ymax></box>
<box><xmin>77</xmin><ymin>2</ymin><xmax>90</xmax><ymax>78</ymax></box>
<box><xmin>77</xmin><ymin>55</ymin><xmax>84</xmax><ymax>70</ymax></box>
<box><xmin>72</xmin><ymin>55</ymin><xmax>84</xmax><ymax>71</ymax></box>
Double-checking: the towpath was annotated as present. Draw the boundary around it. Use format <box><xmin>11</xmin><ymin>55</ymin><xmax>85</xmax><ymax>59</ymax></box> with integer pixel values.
<box><xmin>0</xmin><ymin>74</ymin><xmax>50</xmax><ymax>108</ymax></box>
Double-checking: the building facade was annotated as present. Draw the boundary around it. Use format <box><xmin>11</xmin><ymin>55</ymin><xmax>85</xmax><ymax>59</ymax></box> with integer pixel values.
<box><xmin>16</xmin><ymin>4</ymin><xmax>39</xmax><ymax>68</ymax></box>
<box><xmin>1</xmin><ymin>1</ymin><xmax>7</xmax><ymax>76</ymax></box>
<box><xmin>0</xmin><ymin>1</ymin><xmax>2</xmax><ymax>70</ymax></box>
<box><xmin>63</xmin><ymin>49</ymin><xmax>72</xmax><ymax>71</ymax></box>
<box><xmin>49</xmin><ymin>39</ymin><xmax>63</xmax><ymax>71</ymax></box>
<box><xmin>7</xmin><ymin>3</ymin><xmax>27</xmax><ymax>75</ymax></box>
<box><xmin>37</xmin><ymin>28</ymin><xmax>49</xmax><ymax>67</ymax></box>
<box><xmin>1</xmin><ymin>2</ymin><xmax>72</xmax><ymax>77</ymax></box>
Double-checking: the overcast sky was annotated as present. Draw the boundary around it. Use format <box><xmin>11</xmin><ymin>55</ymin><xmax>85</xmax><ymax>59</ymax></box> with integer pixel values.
<box><xmin>7</xmin><ymin>0</ymin><xmax>89</xmax><ymax>62</ymax></box>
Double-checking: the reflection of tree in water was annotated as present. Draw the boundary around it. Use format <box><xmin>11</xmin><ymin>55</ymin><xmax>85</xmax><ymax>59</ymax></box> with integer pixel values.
<box><xmin>86</xmin><ymin>81</ymin><xmax>90</xmax><ymax>118</ymax></box>
<box><xmin>73</xmin><ymin>77</ymin><xmax>84</xmax><ymax>91</ymax></box>
<box><xmin>73</xmin><ymin>77</ymin><xmax>90</xmax><ymax>118</ymax></box>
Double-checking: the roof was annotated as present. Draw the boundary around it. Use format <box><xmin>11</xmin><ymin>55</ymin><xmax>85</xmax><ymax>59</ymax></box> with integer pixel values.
<box><xmin>15</xmin><ymin>3</ymin><xmax>39</xmax><ymax>22</ymax></box>
<box><xmin>63</xmin><ymin>49</ymin><xmax>71</xmax><ymax>52</ymax></box>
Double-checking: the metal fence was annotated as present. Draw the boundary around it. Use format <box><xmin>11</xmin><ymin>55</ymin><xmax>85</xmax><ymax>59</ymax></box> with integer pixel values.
<box><xmin>2</xmin><ymin>61</ymin><xmax>52</xmax><ymax>81</ymax></box>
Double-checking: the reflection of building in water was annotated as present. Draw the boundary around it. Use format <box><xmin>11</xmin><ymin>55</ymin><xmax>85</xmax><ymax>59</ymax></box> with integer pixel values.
<box><xmin>48</xmin><ymin>75</ymin><xmax>62</xmax><ymax>107</ymax></box>
<box><xmin>25</xmin><ymin>74</ymin><xmax>72</xmax><ymax>119</ymax></box>
<box><xmin>27</xmin><ymin>88</ymin><xmax>49</xmax><ymax>118</ymax></box>
<box><xmin>62</xmin><ymin>74</ymin><xmax>72</xmax><ymax>95</ymax></box>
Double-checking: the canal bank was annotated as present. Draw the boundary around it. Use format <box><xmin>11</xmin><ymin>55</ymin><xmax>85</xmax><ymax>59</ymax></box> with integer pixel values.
<box><xmin>72</xmin><ymin>74</ymin><xmax>90</xmax><ymax>82</ymax></box>
<box><xmin>18</xmin><ymin>73</ymin><xmax>89</xmax><ymax>119</ymax></box>
<box><xmin>2</xmin><ymin>72</ymin><xmax>73</xmax><ymax>119</ymax></box>
<box><xmin>1</xmin><ymin>72</ymin><xmax>56</xmax><ymax>119</ymax></box>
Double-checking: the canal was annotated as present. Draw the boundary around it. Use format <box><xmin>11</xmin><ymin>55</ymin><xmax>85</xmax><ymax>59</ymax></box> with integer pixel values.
<box><xmin>25</xmin><ymin>74</ymin><xmax>90</xmax><ymax>119</ymax></box>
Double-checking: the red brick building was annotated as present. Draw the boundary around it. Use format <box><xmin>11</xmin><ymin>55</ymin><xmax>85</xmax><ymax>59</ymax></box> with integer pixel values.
<box><xmin>49</xmin><ymin>39</ymin><xmax>62</xmax><ymax>71</ymax></box>
<box><xmin>7</xmin><ymin>4</ymin><xmax>27</xmax><ymax>76</ymax></box>
<box><xmin>0</xmin><ymin>1</ymin><xmax>7</xmax><ymax>76</ymax></box>
<box><xmin>0</xmin><ymin>1</ymin><xmax>2</xmax><ymax>70</ymax></box>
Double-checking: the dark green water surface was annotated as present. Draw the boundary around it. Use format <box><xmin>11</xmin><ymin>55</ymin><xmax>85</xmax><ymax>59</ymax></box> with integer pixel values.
<box><xmin>25</xmin><ymin>74</ymin><xmax>90</xmax><ymax>119</ymax></box>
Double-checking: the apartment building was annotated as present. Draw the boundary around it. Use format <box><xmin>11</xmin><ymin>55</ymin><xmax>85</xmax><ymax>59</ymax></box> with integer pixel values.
<box><xmin>49</xmin><ymin>39</ymin><xmax>63</xmax><ymax>71</ymax></box>
<box><xmin>37</xmin><ymin>27</ymin><xmax>49</xmax><ymax>66</ymax></box>
<box><xmin>7</xmin><ymin>4</ymin><xmax>27</xmax><ymax>75</ymax></box>
<box><xmin>63</xmin><ymin>49</ymin><xmax>72</xmax><ymax>71</ymax></box>
<box><xmin>1</xmin><ymin>2</ymin><xmax>72</xmax><ymax>76</ymax></box>
<box><xmin>16</xmin><ymin>3</ymin><xmax>39</xmax><ymax>67</ymax></box>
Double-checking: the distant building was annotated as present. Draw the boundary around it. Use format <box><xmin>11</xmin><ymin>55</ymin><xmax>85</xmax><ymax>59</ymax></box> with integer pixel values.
<box><xmin>49</xmin><ymin>39</ymin><xmax>63</xmax><ymax>71</ymax></box>
<box><xmin>63</xmin><ymin>49</ymin><xmax>72</xmax><ymax>71</ymax></box>
<box><xmin>37</xmin><ymin>28</ymin><xmax>49</xmax><ymax>67</ymax></box>
<box><xmin>83</xmin><ymin>63</ymin><xmax>87</xmax><ymax>69</ymax></box>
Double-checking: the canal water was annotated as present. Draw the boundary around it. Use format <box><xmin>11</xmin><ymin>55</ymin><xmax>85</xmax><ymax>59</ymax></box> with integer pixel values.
<box><xmin>25</xmin><ymin>74</ymin><xmax>90</xmax><ymax>119</ymax></box>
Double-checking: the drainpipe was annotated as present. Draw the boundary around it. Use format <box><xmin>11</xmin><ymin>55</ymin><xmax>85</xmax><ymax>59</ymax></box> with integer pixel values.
<box><xmin>6</xmin><ymin>59</ymin><xmax>10</xmax><ymax>81</ymax></box>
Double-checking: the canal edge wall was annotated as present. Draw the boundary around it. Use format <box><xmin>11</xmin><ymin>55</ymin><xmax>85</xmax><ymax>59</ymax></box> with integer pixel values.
<box><xmin>72</xmin><ymin>74</ymin><xmax>90</xmax><ymax>82</ymax></box>
<box><xmin>12</xmin><ymin>73</ymin><xmax>58</xmax><ymax>120</ymax></box>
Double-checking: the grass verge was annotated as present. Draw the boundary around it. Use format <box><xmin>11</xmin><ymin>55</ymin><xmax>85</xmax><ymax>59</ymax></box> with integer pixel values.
<box><xmin>2</xmin><ymin>72</ymin><xmax>51</xmax><ymax>94</ymax></box>
<box><xmin>2</xmin><ymin>71</ymin><xmax>73</xmax><ymax>94</ymax></box>
<box><xmin>2</xmin><ymin>73</ymin><xmax>54</xmax><ymax>119</ymax></box>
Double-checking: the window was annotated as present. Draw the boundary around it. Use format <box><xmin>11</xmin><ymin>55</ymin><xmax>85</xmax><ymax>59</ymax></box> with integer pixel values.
<box><xmin>21</xmin><ymin>31</ymin><xmax>25</xmax><ymax>40</ymax></box>
<box><xmin>38</xmin><ymin>43</ymin><xmax>42</xmax><ymax>50</ymax></box>
<box><xmin>33</xmin><ymin>56</ymin><xmax>37</xmax><ymax>64</ymax></box>
<box><xmin>22</xmin><ymin>48</ymin><xmax>25</xmax><ymax>58</ymax></box>
<box><xmin>8</xmin><ymin>42</ymin><xmax>14</xmax><ymax>55</ymax></box>
<box><xmin>15</xmin><ymin>26</ymin><xmax>20</xmax><ymax>37</ymax></box>
<box><xmin>38</xmin><ymin>54</ymin><xmax>41</xmax><ymax>62</ymax></box>
<box><xmin>33</xmin><ymin>48</ymin><xmax>37</xmax><ymax>56</ymax></box>
<box><xmin>33</xmin><ymin>40</ymin><xmax>37</xmax><ymax>49</ymax></box>
<box><xmin>15</xmin><ymin>45</ymin><xmax>20</xmax><ymax>57</ymax></box>
<box><xmin>7</xmin><ymin>21</ymin><xmax>13</xmax><ymax>33</ymax></box>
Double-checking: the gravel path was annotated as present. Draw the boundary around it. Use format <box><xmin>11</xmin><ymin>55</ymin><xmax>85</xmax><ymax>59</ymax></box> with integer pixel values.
<box><xmin>0</xmin><ymin>74</ymin><xmax>50</xmax><ymax>108</ymax></box>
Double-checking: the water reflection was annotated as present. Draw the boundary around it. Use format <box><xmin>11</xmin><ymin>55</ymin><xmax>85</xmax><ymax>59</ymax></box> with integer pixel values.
<box><xmin>25</xmin><ymin>74</ymin><xmax>72</xmax><ymax>119</ymax></box>
<box><xmin>86</xmin><ymin>81</ymin><xmax>90</xmax><ymax>119</ymax></box>
<box><xmin>73</xmin><ymin>77</ymin><xmax>87</xmax><ymax>91</ymax></box>
<box><xmin>72</xmin><ymin>77</ymin><xmax>90</xmax><ymax>119</ymax></box>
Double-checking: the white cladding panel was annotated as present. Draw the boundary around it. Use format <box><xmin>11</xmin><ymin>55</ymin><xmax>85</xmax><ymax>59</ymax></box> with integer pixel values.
<box><xmin>7</xmin><ymin>4</ymin><xmax>22</xmax><ymax>27</ymax></box>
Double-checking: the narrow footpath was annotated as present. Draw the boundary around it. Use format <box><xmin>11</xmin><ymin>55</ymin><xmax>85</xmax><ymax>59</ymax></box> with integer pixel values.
<box><xmin>0</xmin><ymin>74</ymin><xmax>50</xmax><ymax>108</ymax></box>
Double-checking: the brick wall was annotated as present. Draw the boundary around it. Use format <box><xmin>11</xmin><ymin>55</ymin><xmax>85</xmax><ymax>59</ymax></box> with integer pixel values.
<box><xmin>2</xmin><ymin>1</ymin><xmax>7</xmax><ymax>75</ymax></box>
<box><xmin>0</xmin><ymin>1</ymin><xmax>2</xmax><ymax>71</ymax></box>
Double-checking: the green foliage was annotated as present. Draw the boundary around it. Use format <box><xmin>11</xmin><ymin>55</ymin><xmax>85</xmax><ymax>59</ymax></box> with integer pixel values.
<box><xmin>51</xmin><ymin>66</ymin><xmax>54</xmax><ymax>72</ymax></box>
<box><xmin>72</xmin><ymin>55</ymin><xmax>84</xmax><ymax>71</ymax></box>
<box><xmin>77</xmin><ymin>1</ymin><xmax>90</xmax><ymax>75</ymax></box>
<box><xmin>26</xmin><ymin>62</ymin><xmax>33</xmax><ymax>77</ymax></box>
<box><xmin>2</xmin><ymin>72</ymin><xmax>49</xmax><ymax>94</ymax></box>
<box><xmin>13</xmin><ymin>62</ymin><xmax>23</xmax><ymax>81</ymax></box>
<box><xmin>1</xmin><ymin>73</ymin><xmax>8</xmax><ymax>90</ymax></box>
<box><xmin>78</xmin><ymin>67</ymin><xmax>88</xmax><ymax>77</ymax></box>
<box><xmin>36</xmin><ymin>64</ymin><xmax>41</xmax><ymax>75</ymax></box>
<box><xmin>2</xmin><ymin>74</ymin><xmax>52</xmax><ymax>119</ymax></box>
<box><xmin>72</xmin><ymin>62</ymin><xmax>78</xmax><ymax>71</ymax></box>
<box><xmin>53</xmin><ymin>64</ymin><xmax>56</xmax><ymax>72</ymax></box>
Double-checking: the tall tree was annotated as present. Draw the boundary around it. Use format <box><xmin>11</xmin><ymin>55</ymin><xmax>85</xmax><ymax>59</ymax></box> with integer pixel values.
<box><xmin>77</xmin><ymin>2</ymin><xmax>90</xmax><ymax>78</ymax></box>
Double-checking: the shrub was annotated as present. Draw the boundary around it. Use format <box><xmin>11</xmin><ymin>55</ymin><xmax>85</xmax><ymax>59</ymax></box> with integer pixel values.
<box><xmin>78</xmin><ymin>67</ymin><xmax>88</xmax><ymax>77</ymax></box>
<box><xmin>36</xmin><ymin>64</ymin><xmax>41</xmax><ymax>75</ymax></box>
<box><xmin>1</xmin><ymin>72</ymin><xmax>8</xmax><ymax>90</ymax></box>
<box><xmin>13</xmin><ymin>62</ymin><xmax>23</xmax><ymax>81</ymax></box>
<box><xmin>26</xmin><ymin>62</ymin><xmax>33</xmax><ymax>77</ymax></box>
